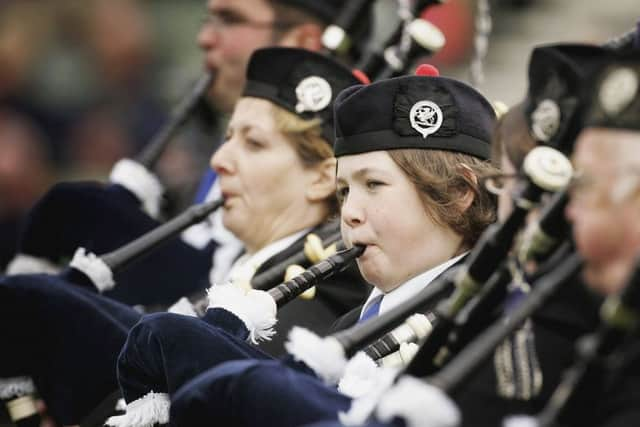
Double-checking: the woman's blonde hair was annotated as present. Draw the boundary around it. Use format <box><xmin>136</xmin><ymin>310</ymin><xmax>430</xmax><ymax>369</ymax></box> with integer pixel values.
<box><xmin>269</xmin><ymin>103</ymin><xmax>338</xmax><ymax>214</ymax></box>
<box><xmin>388</xmin><ymin>149</ymin><xmax>498</xmax><ymax>249</ymax></box>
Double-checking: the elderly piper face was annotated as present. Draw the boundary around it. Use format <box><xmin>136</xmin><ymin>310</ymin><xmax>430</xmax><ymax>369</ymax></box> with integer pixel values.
<box><xmin>565</xmin><ymin>128</ymin><xmax>640</xmax><ymax>295</ymax></box>
<box><xmin>197</xmin><ymin>0</ymin><xmax>330</xmax><ymax>114</ymax></box>
<box><xmin>198</xmin><ymin>0</ymin><xmax>281</xmax><ymax>113</ymax></box>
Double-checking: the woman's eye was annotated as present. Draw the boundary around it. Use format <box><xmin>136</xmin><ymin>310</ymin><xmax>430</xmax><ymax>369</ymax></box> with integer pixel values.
<box><xmin>366</xmin><ymin>180</ymin><xmax>384</xmax><ymax>190</ymax></box>
<box><xmin>246</xmin><ymin>138</ymin><xmax>264</xmax><ymax>149</ymax></box>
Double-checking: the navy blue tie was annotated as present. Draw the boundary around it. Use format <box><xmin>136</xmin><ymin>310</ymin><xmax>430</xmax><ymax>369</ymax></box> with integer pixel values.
<box><xmin>358</xmin><ymin>295</ymin><xmax>383</xmax><ymax>323</ymax></box>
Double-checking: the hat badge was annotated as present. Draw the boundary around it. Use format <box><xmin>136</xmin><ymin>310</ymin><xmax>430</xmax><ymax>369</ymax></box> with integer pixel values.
<box><xmin>531</xmin><ymin>99</ymin><xmax>561</xmax><ymax>142</ymax></box>
<box><xmin>295</xmin><ymin>76</ymin><xmax>332</xmax><ymax>113</ymax></box>
<box><xmin>409</xmin><ymin>100</ymin><xmax>443</xmax><ymax>139</ymax></box>
<box><xmin>598</xmin><ymin>67</ymin><xmax>639</xmax><ymax>116</ymax></box>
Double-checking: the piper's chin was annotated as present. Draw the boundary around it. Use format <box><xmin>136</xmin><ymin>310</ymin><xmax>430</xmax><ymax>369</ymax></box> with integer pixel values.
<box><xmin>582</xmin><ymin>260</ymin><xmax>633</xmax><ymax>296</ymax></box>
<box><xmin>355</xmin><ymin>246</ymin><xmax>387</xmax><ymax>287</ymax></box>
<box><xmin>220</xmin><ymin>206</ymin><xmax>244</xmax><ymax>237</ymax></box>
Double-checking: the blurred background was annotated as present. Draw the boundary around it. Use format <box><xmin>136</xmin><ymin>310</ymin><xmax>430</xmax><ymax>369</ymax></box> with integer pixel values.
<box><xmin>0</xmin><ymin>0</ymin><xmax>637</xmax><ymax>270</ymax></box>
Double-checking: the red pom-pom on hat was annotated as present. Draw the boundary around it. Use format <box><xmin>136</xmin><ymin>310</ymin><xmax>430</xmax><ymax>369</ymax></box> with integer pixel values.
<box><xmin>415</xmin><ymin>64</ymin><xmax>440</xmax><ymax>77</ymax></box>
<box><xmin>352</xmin><ymin>69</ymin><xmax>371</xmax><ymax>84</ymax></box>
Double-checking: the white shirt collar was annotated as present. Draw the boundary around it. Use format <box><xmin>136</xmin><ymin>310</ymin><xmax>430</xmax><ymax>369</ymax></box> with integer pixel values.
<box><xmin>222</xmin><ymin>228</ymin><xmax>310</xmax><ymax>285</ymax></box>
<box><xmin>359</xmin><ymin>252</ymin><xmax>468</xmax><ymax>318</ymax></box>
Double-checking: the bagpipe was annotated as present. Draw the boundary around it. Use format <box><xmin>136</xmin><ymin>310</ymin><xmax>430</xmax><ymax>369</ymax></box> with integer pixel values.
<box><xmin>105</xmin><ymin>71</ymin><xmax>216</xmax><ymax>219</ymax></box>
<box><xmin>427</xmin><ymin>251</ymin><xmax>584</xmax><ymax>395</ymax></box>
<box><xmin>181</xmin><ymin>220</ymin><xmax>344</xmax><ymax>317</ymax></box>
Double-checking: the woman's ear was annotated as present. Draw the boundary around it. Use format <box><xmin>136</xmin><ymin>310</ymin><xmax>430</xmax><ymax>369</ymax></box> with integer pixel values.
<box><xmin>306</xmin><ymin>157</ymin><xmax>337</xmax><ymax>202</ymax></box>
<box><xmin>457</xmin><ymin>163</ymin><xmax>478</xmax><ymax>212</ymax></box>
<box><xmin>276</xmin><ymin>23</ymin><xmax>323</xmax><ymax>51</ymax></box>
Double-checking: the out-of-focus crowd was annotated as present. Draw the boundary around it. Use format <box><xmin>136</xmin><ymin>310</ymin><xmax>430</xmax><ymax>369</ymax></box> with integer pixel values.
<box><xmin>0</xmin><ymin>0</ymin><xmax>214</xmax><ymax>268</ymax></box>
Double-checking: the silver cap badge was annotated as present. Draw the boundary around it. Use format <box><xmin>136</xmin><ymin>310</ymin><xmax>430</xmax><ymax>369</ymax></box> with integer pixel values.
<box><xmin>599</xmin><ymin>67</ymin><xmax>639</xmax><ymax>116</ymax></box>
<box><xmin>410</xmin><ymin>100</ymin><xmax>443</xmax><ymax>139</ymax></box>
<box><xmin>295</xmin><ymin>76</ymin><xmax>332</xmax><ymax>113</ymax></box>
<box><xmin>531</xmin><ymin>99</ymin><xmax>561</xmax><ymax>142</ymax></box>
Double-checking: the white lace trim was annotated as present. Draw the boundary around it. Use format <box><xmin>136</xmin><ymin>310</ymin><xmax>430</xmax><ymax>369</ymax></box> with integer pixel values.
<box><xmin>105</xmin><ymin>391</ymin><xmax>170</xmax><ymax>427</ymax></box>
<box><xmin>109</xmin><ymin>158</ymin><xmax>163</xmax><ymax>219</ymax></box>
<box><xmin>0</xmin><ymin>377</ymin><xmax>36</xmax><ymax>399</ymax></box>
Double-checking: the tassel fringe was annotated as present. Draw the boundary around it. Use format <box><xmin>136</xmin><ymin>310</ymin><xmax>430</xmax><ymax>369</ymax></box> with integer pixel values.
<box><xmin>105</xmin><ymin>392</ymin><xmax>170</xmax><ymax>427</ymax></box>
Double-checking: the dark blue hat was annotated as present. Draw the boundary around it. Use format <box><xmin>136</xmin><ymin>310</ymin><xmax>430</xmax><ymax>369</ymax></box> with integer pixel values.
<box><xmin>16</xmin><ymin>182</ymin><xmax>212</xmax><ymax>306</ymax></box>
<box><xmin>523</xmin><ymin>43</ymin><xmax>613</xmax><ymax>153</ymax></box>
<box><xmin>333</xmin><ymin>75</ymin><xmax>496</xmax><ymax>159</ymax></box>
<box><xmin>580</xmin><ymin>51</ymin><xmax>640</xmax><ymax>131</ymax></box>
<box><xmin>242</xmin><ymin>47</ymin><xmax>363</xmax><ymax>144</ymax></box>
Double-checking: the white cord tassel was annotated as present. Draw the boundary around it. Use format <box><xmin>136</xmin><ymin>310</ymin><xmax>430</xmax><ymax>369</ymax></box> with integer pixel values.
<box><xmin>167</xmin><ymin>297</ymin><xmax>198</xmax><ymax>317</ymax></box>
<box><xmin>5</xmin><ymin>254</ymin><xmax>61</xmax><ymax>275</ymax></box>
<box><xmin>69</xmin><ymin>247</ymin><xmax>115</xmax><ymax>292</ymax></box>
<box><xmin>105</xmin><ymin>392</ymin><xmax>170</xmax><ymax>427</ymax></box>
<box><xmin>338</xmin><ymin>352</ymin><xmax>384</xmax><ymax>399</ymax></box>
<box><xmin>338</xmin><ymin>367</ymin><xmax>397</xmax><ymax>426</ymax></box>
<box><xmin>503</xmin><ymin>415</ymin><xmax>539</xmax><ymax>427</ymax></box>
<box><xmin>285</xmin><ymin>327</ymin><xmax>347</xmax><ymax>385</ymax></box>
<box><xmin>376</xmin><ymin>377</ymin><xmax>461</xmax><ymax>427</ymax></box>
<box><xmin>109</xmin><ymin>158</ymin><xmax>164</xmax><ymax>219</ymax></box>
<box><xmin>207</xmin><ymin>283</ymin><xmax>277</xmax><ymax>344</ymax></box>
<box><xmin>0</xmin><ymin>377</ymin><xmax>36</xmax><ymax>400</ymax></box>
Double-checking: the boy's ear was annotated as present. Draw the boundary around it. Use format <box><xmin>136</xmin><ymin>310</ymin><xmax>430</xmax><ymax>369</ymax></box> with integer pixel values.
<box><xmin>457</xmin><ymin>163</ymin><xmax>478</xmax><ymax>212</ymax></box>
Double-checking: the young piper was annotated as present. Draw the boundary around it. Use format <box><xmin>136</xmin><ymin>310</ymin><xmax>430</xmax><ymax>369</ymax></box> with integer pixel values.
<box><xmin>169</xmin><ymin>66</ymin><xmax>499</xmax><ymax>427</ymax></box>
<box><xmin>107</xmin><ymin>47</ymin><xmax>370</xmax><ymax>427</ymax></box>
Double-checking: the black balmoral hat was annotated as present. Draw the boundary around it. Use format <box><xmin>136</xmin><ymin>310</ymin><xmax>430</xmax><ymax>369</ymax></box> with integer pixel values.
<box><xmin>277</xmin><ymin>0</ymin><xmax>347</xmax><ymax>24</ymax></box>
<box><xmin>581</xmin><ymin>52</ymin><xmax>640</xmax><ymax>131</ymax></box>
<box><xmin>523</xmin><ymin>43</ymin><xmax>612</xmax><ymax>153</ymax></box>
<box><xmin>243</xmin><ymin>47</ymin><xmax>363</xmax><ymax>143</ymax></box>
<box><xmin>333</xmin><ymin>69</ymin><xmax>496</xmax><ymax>159</ymax></box>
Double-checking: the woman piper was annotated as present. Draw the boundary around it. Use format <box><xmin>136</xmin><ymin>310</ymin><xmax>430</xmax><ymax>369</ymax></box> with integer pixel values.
<box><xmin>167</xmin><ymin>65</ymin><xmax>500</xmax><ymax>427</ymax></box>
<box><xmin>106</xmin><ymin>46</ymin><xmax>371</xmax><ymax>426</ymax></box>
<box><xmin>0</xmin><ymin>47</ymin><xmax>369</xmax><ymax>427</ymax></box>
